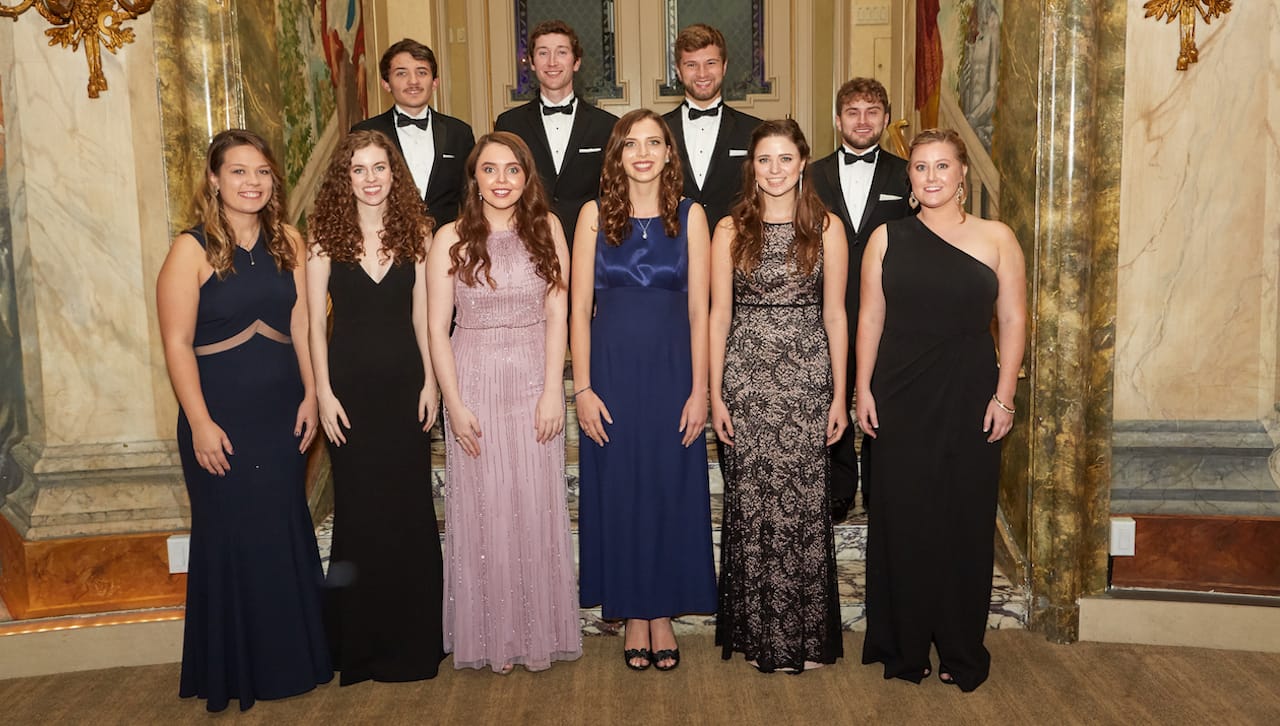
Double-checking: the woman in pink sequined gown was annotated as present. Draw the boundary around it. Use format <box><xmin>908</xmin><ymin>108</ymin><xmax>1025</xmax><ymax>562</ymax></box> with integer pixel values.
<box><xmin>426</xmin><ymin>132</ymin><xmax>580</xmax><ymax>673</ymax></box>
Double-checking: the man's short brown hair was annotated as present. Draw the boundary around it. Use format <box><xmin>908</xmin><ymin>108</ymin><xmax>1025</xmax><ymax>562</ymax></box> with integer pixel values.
<box><xmin>674</xmin><ymin>23</ymin><xmax>727</xmax><ymax>62</ymax></box>
<box><xmin>835</xmin><ymin>77</ymin><xmax>891</xmax><ymax>120</ymax></box>
<box><xmin>530</xmin><ymin>19</ymin><xmax>584</xmax><ymax>61</ymax></box>
<box><xmin>379</xmin><ymin>38</ymin><xmax>437</xmax><ymax>81</ymax></box>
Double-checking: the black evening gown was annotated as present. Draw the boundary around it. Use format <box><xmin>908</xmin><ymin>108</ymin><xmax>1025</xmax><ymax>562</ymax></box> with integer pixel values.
<box><xmin>177</xmin><ymin>226</ymin><xmax>332</xmax><ymax>713</ymax></box>
<box><xmin>323</xmin><ymin>260</ymin><xmax>445</xmax><ymax>684</ymax></box>
<box><xmin>716</xmin><ymin>222</ymin><xmax>842</xmax><ymax>671</ymax></box>
<box><xmin>861</xmin><ymin>216</ymin><xmax>1002</xmax><ymax>692</ymax></box>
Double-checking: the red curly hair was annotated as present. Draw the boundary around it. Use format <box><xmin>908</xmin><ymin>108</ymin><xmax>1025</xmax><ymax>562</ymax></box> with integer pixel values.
<box><xmin>449</xmin><ymin>132</ymin><xmax>564</xmax><ymax>290</ymax></box>
<box><xmin>598</xmin><ymin>109</ymin><xmax>684</xmax><ymax>246</ymax></box>
<box><xmin>730</xmin><ymin>119</ymin><xmax>828</xmax><ymax>276</ymax></box>
<box><xmin>308</xmin><ymin>130</ymin><xmax>432</xmax><ymax>265</ymax></box>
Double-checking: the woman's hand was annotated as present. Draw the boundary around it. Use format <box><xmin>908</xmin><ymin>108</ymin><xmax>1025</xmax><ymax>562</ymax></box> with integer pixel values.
<box><xmin>318</xmin><ymin>390</ymin><xmax>350</xmax><ymax>445</ymax></box>
<box><xmin>826</xmin><ymin>396</ymin><xmax>850</xmax><ymax>446</ymax></box>
<box><xmin>679</xmin><ymin>394</ymin><xmax>707</xmax><ymax>448</ymax></box>
<box><xmin>576</xmin><ymin>389</ymin><xmax>613</xmax><ymax>447</ymax></box>
<box><xmin>984</xmin><ymin>399</ymin><xmax>1014</xmax><ymax>443</ymax></box>
<box><xmin>449</xmin><ymin>405</ymin><xmax>483</xmax><ymax>458</ymax></box>
<box><xmin>192</xmin><ymin>418</ymin><xmax>233</xmax><ymax>476</ymax></box>
<box><xmin>711</xmin><ymin>397</ymin><xmax>734</xmax><ymax>447</ymax></box>
<box><xmin>418</xmin><ymin>382</ymin><xmax>440</xmax><ymax>432</ymax></box>
<box><xmin>295</xmin><ymin>395</ymin><xmax>318</xmax><ymax>452</ymax></box>
<box><xmin>855</xmin><ymin>390</ymin><xmax>878</xmax><ymax>439</ymax></box>
<box><xmin>534</xmin><ymin>389</ymin><xmax>565</xmax><ymax>444</ymax></box>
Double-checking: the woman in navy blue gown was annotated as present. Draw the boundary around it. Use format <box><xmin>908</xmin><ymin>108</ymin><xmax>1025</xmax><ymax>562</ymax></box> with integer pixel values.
<box><xmin>157</xmin><ymin>129</ymin><xmax>332</xmax><ymax>712</ymax></box>
<box><xmin>571</xmin><ymin>109</ymin><xmax>716</xmax><ymax>672</ymax></box>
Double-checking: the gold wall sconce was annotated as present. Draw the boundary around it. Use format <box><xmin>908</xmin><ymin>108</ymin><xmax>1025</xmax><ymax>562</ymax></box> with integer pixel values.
<box><xmin>1</xmin><ymin>0</ymin><xmax>155</xmax><ymax>98</ymax></box>
<box><xmin>1143</xmin><ymin>0</ymin><xmax>1232</xmax><ymax>71</ymax></box>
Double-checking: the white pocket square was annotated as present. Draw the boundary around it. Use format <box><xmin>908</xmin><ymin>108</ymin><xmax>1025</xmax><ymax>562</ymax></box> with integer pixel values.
<box><xmin>878</xmin><ymin>193</ymin><xmax>903</xmax><ymax>200</ymax></box>
<box><xmin>579</xmin><ymin>147</ymin><xmax>602</xmax><ymax>153</ymax></box>
<box><xmin>442</xmin><ymin>154</ymin><xmax>457</xmax><ymax>159</ymax></box>
<box><xmin>729</xmin><ymin>149</ymin><xmax>748</xmax><ymax>157</ymax></box>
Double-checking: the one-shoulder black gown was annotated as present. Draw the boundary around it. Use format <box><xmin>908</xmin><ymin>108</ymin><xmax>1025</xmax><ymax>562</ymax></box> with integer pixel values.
<box><xmin>861</xmin><ymin>216</ymin><xmax>1001</xmax><ymax>692</ymax></box>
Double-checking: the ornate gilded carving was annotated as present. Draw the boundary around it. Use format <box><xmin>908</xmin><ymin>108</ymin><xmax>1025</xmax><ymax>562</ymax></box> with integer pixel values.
<box><xmin>1143</xmin><ymin>0</ymin><xmax>1232</xmax><ymax>71</ymax></box>
<box><xmin>0</xmin><ymin>0</ymin><xmax>155</xmax><ymax>98</ymax></box>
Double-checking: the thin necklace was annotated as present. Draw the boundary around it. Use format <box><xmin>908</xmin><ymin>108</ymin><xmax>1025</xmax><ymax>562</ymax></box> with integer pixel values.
<box><xmin>635</xmin><ymin>217</ymin><xmax>654</xmax><ymax>240</ymax></box>
<box><xmin>238</xmin><ymin>232</ymin><xmax>259</xmax><ymax>265</ymax></box>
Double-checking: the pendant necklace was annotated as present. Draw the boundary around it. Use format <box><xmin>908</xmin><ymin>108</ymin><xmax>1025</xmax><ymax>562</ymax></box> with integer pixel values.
<box><xmin>636</xmin><ymin>217</ymin><xmax>654</xmax><ymax>240</ymax></box>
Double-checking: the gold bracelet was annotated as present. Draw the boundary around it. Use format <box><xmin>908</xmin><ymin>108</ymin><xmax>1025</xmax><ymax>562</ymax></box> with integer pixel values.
<box><xmin>991</xmin><ymin>394</ymin><xmax>1015</xmax><ymax>415</ymax></box>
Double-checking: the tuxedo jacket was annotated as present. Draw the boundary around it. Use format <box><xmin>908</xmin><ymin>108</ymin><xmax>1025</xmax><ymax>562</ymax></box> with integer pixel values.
<box><xmin>811</xmin><ymin>147</ymin><xmax>914</xmax><ymax>377</ymax></box>
<box><xmin>352</xmin><ymin>108</ymin><xmax>476</xmax><ymax>226</ymax></box>
<box><xmin>493</xmin><ymin>99</ymin><xmax>618</xmax><ymax>249</ymax></box>
<box><xmin>662</xmin><ymin>104</ymin><xmax>762</xmax><ymax>229</ymax></box>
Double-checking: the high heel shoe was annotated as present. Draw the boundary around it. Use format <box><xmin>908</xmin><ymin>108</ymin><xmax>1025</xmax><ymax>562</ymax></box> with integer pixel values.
<box><xmin>652</xmin><ymin>648</ymin><xmax>680</xmax><ymax>672</ymax></box>
<box><xmin>624</xmin><ymin>648</ymin><xmax>652</xmax><ymax>671</ymax></box>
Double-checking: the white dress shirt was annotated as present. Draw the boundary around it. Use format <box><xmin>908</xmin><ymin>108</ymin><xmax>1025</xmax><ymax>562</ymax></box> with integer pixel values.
<box><xmin>394</xmin><ymin>105</ymin><xmax>435</xmax><ymax>199</ymax></box>
<box><xmin>681</xmin><ymin>99</ymin><xmax>723</xmax><ymax>190</ymax></box>
<box><xmin>539</xmin><ymin>94</ymin><xmax>576</xmax><ymax>174</ymax></box>
<box><xmin>839</xmin><ymin>144</ymin><xmax>880</xmax><ymax>233</ymax></box>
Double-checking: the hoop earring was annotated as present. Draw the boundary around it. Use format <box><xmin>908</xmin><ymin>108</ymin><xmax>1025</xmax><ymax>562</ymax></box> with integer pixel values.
<box><xmin>908</xmin><ymin>191</ymin><xmax>919</xmax><ymax>209</ymax></box>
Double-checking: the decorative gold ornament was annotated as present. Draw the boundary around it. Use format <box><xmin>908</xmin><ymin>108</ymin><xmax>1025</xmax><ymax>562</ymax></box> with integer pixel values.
<box><xmin>1143</xmin><ymin>0</ymin><xmax>1232</xmax><ymax>71</ymax></box>
<box><xmin>0</xmin><ymin>0</ymin><xmax>155</xmax><ymax>98</ymax></box>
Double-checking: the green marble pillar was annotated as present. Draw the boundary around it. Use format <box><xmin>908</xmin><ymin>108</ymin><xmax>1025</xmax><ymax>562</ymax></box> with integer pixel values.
<box><xmin>992</xmin><ymin>0</ymin><xmax>1124</xmax><ymax>642</ymax></box>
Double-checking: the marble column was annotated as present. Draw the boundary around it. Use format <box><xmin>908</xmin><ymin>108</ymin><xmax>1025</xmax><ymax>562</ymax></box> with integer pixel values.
<box><xmin>992</xmin><ymin>1</ymin><xmax>1124</xmax><ymax>642</ymax></box>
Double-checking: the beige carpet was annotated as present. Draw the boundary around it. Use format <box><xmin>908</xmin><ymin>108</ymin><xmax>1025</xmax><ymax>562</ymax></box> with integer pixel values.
<box><xmin>2</xmin><ymin>630</ymin><xmax>1278</xmax><ymax>725</ymax></box>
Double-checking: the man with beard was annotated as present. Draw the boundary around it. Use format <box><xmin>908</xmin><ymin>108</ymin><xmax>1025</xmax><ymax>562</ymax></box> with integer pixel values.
<box><xmin>662</xmin><ymin>24</ymin><xmax>762</xmax><ymax>229</ymax></box>
<box><xmin>812</xmin><ymin>77</ymin><xmax>915</xmax><ymax>522</ymax></box>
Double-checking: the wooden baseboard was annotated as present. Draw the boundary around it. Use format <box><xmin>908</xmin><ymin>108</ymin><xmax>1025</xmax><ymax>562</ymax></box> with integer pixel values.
<box><xmin>0</xmin><ymin>516</ymin><xmax>187</xmax><ymax>619</ymax></box>
<box><xmin>1109</xmin><ymin>514</ymin><xmax>1280</xmax><ymax>595</ymax></box>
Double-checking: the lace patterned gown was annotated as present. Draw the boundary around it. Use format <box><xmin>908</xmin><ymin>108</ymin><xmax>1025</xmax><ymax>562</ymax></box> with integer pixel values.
<box><xmin>442</xmin><ymin>230</ymin><xmax>581</xmax><ymax>672</ymax></box>
<box><xmin>716</xmin><ymin>221</ymin><xmax>843</xmax><ymax>671</ymax></box>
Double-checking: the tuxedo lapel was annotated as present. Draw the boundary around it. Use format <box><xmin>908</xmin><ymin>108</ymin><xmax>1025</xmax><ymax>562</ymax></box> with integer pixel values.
<box><xmin>702</xmin><ymin>110</ymin><xmax>735</xmax><ymax>192</ymax></box>
<box><xmin>424</xmin><ymin>114</ymin><xmax>450</xmax><ymax>200</ymax></box>
<box><xmin>858</xmin><ymin>156</ymin><xmax>896</xmax><ymax>234</ymax></box>
<box><xmin>822</xmin><ymin>158</ymin><xmax>854</xmax><ymax>234</ymax></box>
<box><xmin>667</xmin><ymin>110</ymin><xmax>696</xmax><ymax>192</ymax></box>
<box><xmin>517</xmin><ymin>103</ymin><xmax>558</xmax><ymax>190</ymax></box>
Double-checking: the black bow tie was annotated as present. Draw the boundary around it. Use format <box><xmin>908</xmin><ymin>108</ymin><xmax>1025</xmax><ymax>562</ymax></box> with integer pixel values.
<box><xmin>687</xmin><ymin>104</ymin><xmax>721</xmax><ymax>120</ymax></box>
<box><xmin>843</xmin><ymin>148</ymin><xmax>878</xmax><ymax>165</ymax></box>
<box><xmin>395</xmin><ymin>110</ymin><xmax>430</xmax><ymax>130</ymax></box>
<box><xmin>541</xmin><ymin>97</ymin><xmax>575</xmax><ymax>116</ymax></box>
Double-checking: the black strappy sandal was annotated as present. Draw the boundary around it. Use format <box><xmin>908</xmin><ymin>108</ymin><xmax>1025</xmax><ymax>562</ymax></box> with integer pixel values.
<box><xmin>624</xmin><ymin>648</ymin><xmax>652</xmax><ymax>671</ymax></box>
<box><xmin>652</xmin><ymin>648</ymin><xmax>681</xmax><ymax>672</ymax></box>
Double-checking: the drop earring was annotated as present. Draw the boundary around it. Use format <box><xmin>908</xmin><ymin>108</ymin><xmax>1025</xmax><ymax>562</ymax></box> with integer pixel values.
<box><xmin>956</xmin><ymin>182</ymin><xmax>966</xmax><ymax>206</ymax></box>
<box><xmin>908</xmin><ymin>191</ymin><xmax>919</xmax><ymax>209</ymax></box>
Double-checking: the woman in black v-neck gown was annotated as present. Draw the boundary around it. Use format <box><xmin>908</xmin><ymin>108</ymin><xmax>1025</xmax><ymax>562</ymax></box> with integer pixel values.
<box><xmin>308</xmin><ymin>130</ymin><xmax>444</xmax><ymax>684</ymax></box>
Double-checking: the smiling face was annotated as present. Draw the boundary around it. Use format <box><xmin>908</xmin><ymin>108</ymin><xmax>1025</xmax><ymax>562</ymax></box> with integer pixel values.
<box><xmin>908</xmin><ymin>140</ymin><xmax>968</xmax><ymax>209</ymax></box>
<box><xmin>531</xmin><ymin>32</ymin><xmax>581</xmax><ymax>100</ymax></box>
<box><xmin>752</xmin><ymin>134</ymin><xmax>804</xmax><ymax>198</ymax></box>
<box><xmin>677</xmin><ymin>46</ymin><xmax>727</xmax><ymax>105</ymax></box>
<box><xmin>381</xmin><ymin>51</ymin><xmax>437</xmax><ymax>116</ymax></box>
<box><xmin>836</xmin><ymin>96</ymin><xmax>888</xmax><ymax>152</ymax></box>
<box><xmin>619</xmin><ymin>117</ymin><xmax>670</xmax><ymax>184</ymax></box>
<box><xmin>349</xmin><ymin>144</ymin><xmax>393</xmax><ymax>209</ymax></box>
<box><xmin>210</xmin><ymin>144</ymin><xmax>273</xmax><ymax>217</ymax></box>
<box><xmin>473</xmin><ymin>141</ymin><xmax>527</xmax><ymax>211</ymax></box>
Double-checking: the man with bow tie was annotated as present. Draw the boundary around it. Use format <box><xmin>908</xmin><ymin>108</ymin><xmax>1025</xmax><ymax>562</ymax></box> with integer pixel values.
<box><xmin>662</xmin><ymin>24</ymin><xmax>762</xmax><ymax>229</ymax></box>
<box><xmin>494</xmin><ymin>20</ymin><xmax>617</xmax><ymax>250</ymax></box>
<box><xmin>353</xmin><ymin>39</ymin><xmax>476</xmax><ymax>226</ymax></box>
<box><xmin>812</xmin><ymin>77</ymin><xmax>915</xmax><ymax>522</ymax></box>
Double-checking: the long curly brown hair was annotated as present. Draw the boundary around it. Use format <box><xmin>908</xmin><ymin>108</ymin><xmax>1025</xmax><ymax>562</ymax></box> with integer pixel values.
<box><xmin>450</xmin><ymin>132</ymin><xmax>564</xmax><ymax>290</ymax></box>
<box><xmin>730</xmin><ymin>119</ymin><xmax>828</xmax><ymax>276</ymax></box>
<box><xmin>307</xmin><ymin>130</ymin><xmax>432</xmax><ymax>265</ymax></box>
<box><xmin>597</xmin><ymin>109</ymin><xmax>684</xmax><ymax>246</ymax></box>
<box><xmin>192</xmin><ymin>129</ymin><xmax>295</xmax><ymax>279</ymax></box>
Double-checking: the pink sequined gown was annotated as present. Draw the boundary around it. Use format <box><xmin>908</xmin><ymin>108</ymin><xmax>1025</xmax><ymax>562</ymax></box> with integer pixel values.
<box><xmin>442</xmin><ymin>230</ymin><xmax>581</xmax><ymax>672</ymax></box>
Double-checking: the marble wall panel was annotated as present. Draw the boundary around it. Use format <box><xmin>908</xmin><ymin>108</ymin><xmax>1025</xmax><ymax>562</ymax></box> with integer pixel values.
<box><xmin>1115</xmin><ymin>3</ymin><xmax>1279</xmax><ymax>421</ymax></box>
<box><xmin>6</xmin><ymin>21</ymin><xmax>162</xmax><ymax>448</ymax></box>
<box><xmin>0</xmin><ymin>50</ymin><xmax>30</xmax><ymax>506</ymax></box>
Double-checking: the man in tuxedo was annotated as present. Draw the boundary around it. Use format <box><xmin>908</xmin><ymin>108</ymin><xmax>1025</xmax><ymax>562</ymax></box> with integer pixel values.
<box><xmin>812</xmin><ymin>77</ymin><xmax>915</xmax><ymax>522</ymax></box>
<box><xmin>353</xmin><ymin>39</ymin><xmax>475</xmax><ymax>226</ymax></box>
<box><xmin>662</xmin><ymin>24</ymin><xmax>762</xmax><ymax>229</ymax></box>
<box><xmin>494</xmin><ymin>20</ymin><xmax>617</xmax><ymax>249</ymax></box>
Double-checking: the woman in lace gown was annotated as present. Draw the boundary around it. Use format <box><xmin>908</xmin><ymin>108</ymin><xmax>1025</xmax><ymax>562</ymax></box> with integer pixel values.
<box><xmin>572</xmin><ymin>109</ymin><xmax>715</xmax><ymax>672</ymax></box>
<box><xmin>307</xmin><ymin>130</ymin><xmax>444</xmax><ymax>684</ymax></box>
<box><xmin>427</xmin><ymin>132</ymin><xmax>579</xmax><ymax>674</ymax></box>
<box><xmin>157</xmin><ymin>129</ymin><xmax>331</xmax><ymax>712</ymax></box>
<box><xmin>710</xmin><ymin>119</ymin><xmax>850</xmax><ymax>673</ymax></box>
<box><xmin>856</xmin><ymin>129</ymin><xmax>1026</xmax><ymax>691</ymax></box>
